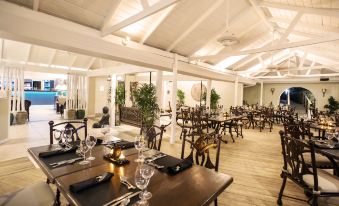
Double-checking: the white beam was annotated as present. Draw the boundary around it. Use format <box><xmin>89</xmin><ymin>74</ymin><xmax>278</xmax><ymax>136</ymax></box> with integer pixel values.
<box><xmin>33</xmin><ymin>0</ymin><xmax>39</xmax><ymax>11</ymax></box>
<box><xmin>234</xmin><ymin>76</ymin><xmax>238</xmax><ymax>106</ymax></box>
<box><xmin>192</xmin><ymin>36</ymin><xmax>339</xmax><ymax>61</ymax></box>
<box><xmin>86</xmin><ymin>57</ymin><xmax>96</xmax><ymax>70</ymax></box>
<box><xmin>0</xmin><ymin>1</ymin><xmax>254</xmax><ymax>84</ymax></box>
<box><xmin>259</xmin><ymin>81</ymin><xmax>263</xmax><ymax>106</ymax></box>
<box><xmin>26</xmin><ymin>44</ymin><xmax>33</xmax><ymax>63</ymax></box>
<box><xmin>140</xmin><ymin>0</ymin><xmax>150</xmax><ymax>9</ymax></box>
<box><xmin>102</xmin><ymin>0</ymin><xmax>180</xmax><ymax>36</ymax></box>
<box><xmin>170</xmin><ymin>54</ymin><xmax>178</xmax><ymax>144</ymax></box>
<box><xmin>68</xmin><ymin>55</ymin><xmax>77</xmax><ymax>69</ymax></box>
<box><xmin>259</xmin><ymin>1</ymin><xmax>339</xmax><ymax>18</ymax></box>
<box><xmin>166</xmin><ymin>0</ymin><xmax>224</xmax><ymax>51</ymax></box>
<box><xmin>277</xmin><ymin>12</ymin><xmax>303</xmax><ymax>43</ymax></box>
<box><xmin>48</xmin><ymin>49</ymin><xmax>57</xmax><ymax>66</ymax></box>
<box><xmin>206</xmin><ymin>79</ymin><xmax>211</xmax><ymax>109</ymax></box>
<box><xmin>140</xmin><ymin>4</ymin><xmax>175</xmax><ymax>43</ymax></box>
<box><xmin>101</xmin><ymin>0</ymin><xmax>122</xmax><ymax>31</ymax></box>
<box><xmin>247</xmin><ymin>0</ymin><xmax>273</xmax><ymax>31</ymax></box>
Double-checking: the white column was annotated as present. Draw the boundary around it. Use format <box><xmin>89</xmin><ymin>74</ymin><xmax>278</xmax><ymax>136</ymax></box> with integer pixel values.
<box><xmin>156</xmin><ymin>70</ymin><xmax>163</xmax><ymax>126</ymax></box>
<box><xmin>260</xmin><ymin>81</ymin><xmax>263</xmax><ymax>106</ymax></box>
<box><xmin>234</xmin><ymin>76</ymin><xmax>238</xmax><ymax>106</ymax></box>
<box><xmin>206</xmin><ymin>79</ymin><xmax>211</xmax><ymax>109</ymax></box>
<box><xmin>20</xmin><ymin>67</ymin><xmax>24</xmax><ymax>111</ymax></box>
<box><xmin>287</xmin><ymin>90</ymin><xmax>290</xmax><ymax>105</ymax></box>
<box><xmin>110</xmin><ymin>74</ymin><xmax>117</xmax><ymax>127</ymax></box>
<box><xmin>170</xmin><ymin>54</ymin><xmax>178</xmax><ymax>144</ymax></box>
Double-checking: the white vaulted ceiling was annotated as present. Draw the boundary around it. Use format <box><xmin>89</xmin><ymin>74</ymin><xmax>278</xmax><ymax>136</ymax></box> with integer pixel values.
<box><xmin>1</xmin><ymin>0</ymin><xmax>339</xmax><ymax>81</ymax></box>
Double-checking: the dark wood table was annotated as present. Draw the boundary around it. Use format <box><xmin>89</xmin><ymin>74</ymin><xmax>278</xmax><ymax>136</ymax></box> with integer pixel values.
<box><xmin>29</xmin><ymin>143</ymin><xmax>233</xmax><ymax>206</ymax></box>
<box><xmin>209</xmin><ymin>115</ymin><xmax>244</xmax><ymax>143</ymax></box>
<box><xmin>309</xmin><ymin>124</ymin><xmax>339</xmax><ymax>139</ymax></box>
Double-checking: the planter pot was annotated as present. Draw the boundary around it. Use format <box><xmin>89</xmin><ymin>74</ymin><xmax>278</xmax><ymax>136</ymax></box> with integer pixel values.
<box><xmin>67</xmin><ymin>109</ymin><xmax>76</xmax><ymax>120</ymax></box>
<box><xmin>16</xmin><ymin>111</ymin><xmax>27</xmax><ymax>125</ymax></box>
<box><xmin>76</xmin><ymin>109</ymin><xmax>85</xmax><ymax>119</ymax></box>
<box><xmin>10</xmin><ymin>113</ymin><xmax>14</xmax><ymax>125</ymax></box>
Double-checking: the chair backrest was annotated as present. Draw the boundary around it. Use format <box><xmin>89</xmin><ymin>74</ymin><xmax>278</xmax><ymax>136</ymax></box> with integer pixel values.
<box><xmin>279</xmin><ymin>131</ymin><xmax>310</xmax><ymax>185</ymax></box>
<box><xmin>49</xmin><ymin>118</ymin><xmax>88</xmax><ymax>145</ymax></box>
<box><xmin>181</xmin><ymin>129</ymin><xmax>221</xmax><ymax>171</ymax></box>
<box><xmin>143</xmin><ymin>125</ymin><xmax>165</xmax><ymax>151</ymax></box>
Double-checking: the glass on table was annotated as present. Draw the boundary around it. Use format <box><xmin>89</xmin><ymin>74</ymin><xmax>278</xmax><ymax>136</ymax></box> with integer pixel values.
<box><xmin>78</xmin><ymin>139</ymin><xmax>90</xmax><ymax>165</ymax></box>
<box><xmin>134</xmin><ymin>165</ymin><xmax>150</xmax><ymax>206</ymax></box>
<box><xmin>53</xmin><ymin>129</ymin><xmax>63</xmax><ymax>148</ymax></box>
<box><xmin>134</xmin><ymin>135</ymin><xmax>145</xmax><ymax>162</ymax></box>
<box><xmin>86</xmin><ymin>134</ymin><xmax>97</xmax><ymax>161</ymax></box>
<box><xmin>140</xmin><ymin>164</ymin><xmax>154</xmax><ymax>199</ymax></box>
<box><xmin>101</xmin><ymin>124</ymin><xmax>110</xmax><ymax>138</ymax></box>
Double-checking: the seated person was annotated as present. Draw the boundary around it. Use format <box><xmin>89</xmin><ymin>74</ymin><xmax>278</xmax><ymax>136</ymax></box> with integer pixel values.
<box><xmin>93</xmin><ymin>106</ymin><xmax>110</xmax><ymax>128</ymax></box>
<box><xmin>57</xmin><ymin>96</ymin><xmax>66</xmax><ymax>117</ymax></box>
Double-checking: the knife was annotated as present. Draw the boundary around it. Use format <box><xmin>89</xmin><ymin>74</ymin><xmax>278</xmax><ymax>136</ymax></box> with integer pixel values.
<box><xmin>102</xmin><ymin>192</ymin><xmax>133</xmax><ymax>206</ymax></box>
<box><xmin>111</xmin><ymin>191</ymin><xmax>142</xmax><ymax>206</ymax></box>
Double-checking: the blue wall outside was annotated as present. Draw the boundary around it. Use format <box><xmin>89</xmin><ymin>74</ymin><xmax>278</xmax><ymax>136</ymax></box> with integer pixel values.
<box><xmin>25</xmin><ymin>91</ymin><xmax>58</xmax><ymax>105</ymax></box>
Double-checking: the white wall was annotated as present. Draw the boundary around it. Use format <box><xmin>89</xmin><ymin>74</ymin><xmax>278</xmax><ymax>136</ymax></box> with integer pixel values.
<box><xmin>243</xmin><ymin>82</ymin><xmax>339</xmax><ymax>109</ymax></box>
<box><xmin>87</xmin><ymin>76</ymin><xmax>109</xmax><ymax>115</ymax></box>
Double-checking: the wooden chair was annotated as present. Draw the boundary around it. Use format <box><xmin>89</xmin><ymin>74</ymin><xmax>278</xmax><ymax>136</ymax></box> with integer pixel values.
<box><xmin>277</xmin><ymin>131</ymin><xmax>339</xmax><ymax>206</ymax></box>
<box><xmin>49</xmin><ymin>118</ymin><xmax>88</xmax><ymax>145</ymax></box>
<box><xmin>143</xmin><ymin>125</ymin><xmax>166</xmax><ymax>151</ymax></box>
<box><xmin>181</xmin><ymin>129</ymin><xmax>221</xmax><ymax>206</ymax></box>
<box><xmin>47</xmin><ymin>118</ymin><xmax>87</xmax><ymax>205</ymax></box>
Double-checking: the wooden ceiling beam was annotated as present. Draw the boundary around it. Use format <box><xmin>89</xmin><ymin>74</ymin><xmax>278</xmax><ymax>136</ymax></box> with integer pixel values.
<box><xmin>166</xmin><ymin>0</ymin><xmax>224</xmax><ymax>51</ymax></box>
<box><xmin>258</xmin><ymin>1</ymin><xmax>339</xmax><ymax>18</ymax></box>
<box><xmin>101</xmin><ymin>0</ymin><xmax>180</xmax><ymax>37</ymax></box>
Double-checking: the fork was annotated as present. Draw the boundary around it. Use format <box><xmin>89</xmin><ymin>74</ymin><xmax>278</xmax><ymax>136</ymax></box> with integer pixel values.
<box><xmin>119</xmin><ymin>176</ymin><xmax>136</xmax><ymax>190</ymax></box>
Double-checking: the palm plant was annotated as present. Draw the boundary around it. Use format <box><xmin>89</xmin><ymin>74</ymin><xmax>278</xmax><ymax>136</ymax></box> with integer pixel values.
<box><xmin>202</xmin><ymin>88</ymin><xmax>221</xmax><ymax>109</ymax></box>
<box><xmin>324</xmin><ymin>96</ymin><xmax>339</xmax><ymax>114</ymax></box>
<box><xmin>177</xmin><ymin>89</ymin><xmax>185</xmax><ymax>106</ymax></box>
<box><xmin>133</xmin><ymin>83</ymin><xmax>159</xmax><ymax>128</ymax></box>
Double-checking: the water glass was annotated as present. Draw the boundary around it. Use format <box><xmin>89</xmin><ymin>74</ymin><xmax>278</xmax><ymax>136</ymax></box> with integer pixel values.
<box><xmin>54</xmin><ymin>129</ymin><xmax>63</xmax><ymax>147</ymax></box>
<box><xmin>86</xmin><ymin>135</ymin><xmax>97</xmax><ymax>161</ymax></box>
<box><xmin>134</xmin><ymin>135</ymin><xmax>145</xmax><ymax>162</ymax></box>
<box><xmin>101</xmin><ymin>125</ymin><xmax>110</xmax><ymax>138</ymax></box>
<box><xmin>134</xmin><ymin>166</ymin><xmax>150</xmax><ymax>206</ymax></box>
<box><xmin>140</xmin><ymin>164</ymin><xmax>154</xmax><ymax>199</ymax></box>
<box><xmin>78</xmin><ymin>140</ymin><xmax>90</xmax><ymax>165</ymax></box>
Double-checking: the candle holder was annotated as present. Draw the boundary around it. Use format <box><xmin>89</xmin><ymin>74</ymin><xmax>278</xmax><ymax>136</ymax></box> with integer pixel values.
<box><xmin>104</xmin><ymin>147</ymin><xmax>129</xmax><ymax>166</ymax></box>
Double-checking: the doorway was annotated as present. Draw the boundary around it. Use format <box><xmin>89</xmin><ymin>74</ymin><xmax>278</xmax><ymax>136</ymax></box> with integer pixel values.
<box><xmin>279</xmin><ymin>87</ymin><xmax>315</xmax><ymax>115</ymax></box>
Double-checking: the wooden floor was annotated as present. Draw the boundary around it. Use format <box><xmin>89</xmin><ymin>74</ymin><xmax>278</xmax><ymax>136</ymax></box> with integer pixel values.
<box><xmin>0</xmin><ymin>124</ymin><xmax>338</xmax><ymax>206</ymax></box>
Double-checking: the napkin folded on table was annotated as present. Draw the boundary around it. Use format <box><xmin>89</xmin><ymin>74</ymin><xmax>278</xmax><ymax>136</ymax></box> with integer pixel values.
<box><xmin>70</xmin><ymin>172</ymin><xmax>114</xmax><ymax>193</ymax></box>
<box><xmin>39</xmin><ymin>146</ymin><xmax>77</xmax><ymax>158</ymax></box>
<box><xmin>167</xmin><ymin>159</ymin><xmax>193</xmax><ymax>175</ymax></box>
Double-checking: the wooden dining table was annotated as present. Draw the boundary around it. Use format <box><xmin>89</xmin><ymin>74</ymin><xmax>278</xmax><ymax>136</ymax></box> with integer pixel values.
<box><xmin>209</xmin><ymin>115</ymin><xmax>244</xmax><ymax>143</ymax></box>
<box><xmin>28</xmin><ymin>141</ymin><xmax>233</xmax><ymax>206</ymax></box>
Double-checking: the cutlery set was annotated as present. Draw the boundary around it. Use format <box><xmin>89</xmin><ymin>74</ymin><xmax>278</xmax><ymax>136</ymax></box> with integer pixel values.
<box><xmin>103</xmin><ymin>191</ymin><xmax>142</xmax><ymax>206</ymax></box>
<box><xmin>50</xmin><ymin>157</ymin><xmax>82</xmax><ymax>168</ymax></box>
<box><xmin>145</xmin><ymin>153</ymin><xmax>167</xmax><ymax>169</ymax></box>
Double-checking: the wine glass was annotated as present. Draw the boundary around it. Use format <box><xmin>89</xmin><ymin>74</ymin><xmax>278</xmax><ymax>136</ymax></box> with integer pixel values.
<box><xmin>134</xmin><ymin>166</ymin><xmax>149</xmax><ymax>206</ymax></box>
<box><xmin>78</xmin><ymin>140</ymin><xmax>90</xmax><ymax>165</ymax></box>
<box><xmin>140</xmin><ymin>164</ymin><xmax>154</xmax><ymax>199</ymax></box>
<box><xmin>134</xmin><ymin>135</ymin><xmax>145</xmax><ymax>162</ymax></box>
<box><xmin>54</xmin><ymin>129</ymin><xmax>63</xmax><ymax>148</ymax></box>
<box><xmin>86</xmin><ymin>135</ymin><xmax>97</xmax><ymax>161</ymax></box>
<box><xmin>63</xmin><ymin>128</ymin><xmax>73</xmax><ymax>149</ymax></box>
<box><xmin>101</xmin><ymin>125</ymin><xmax>110</xmax><ymax>139</ymax></box>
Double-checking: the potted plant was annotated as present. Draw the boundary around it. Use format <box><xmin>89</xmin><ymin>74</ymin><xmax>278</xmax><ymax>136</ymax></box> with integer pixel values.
<box><xmin>115</xmin><ymin>83</ymin><xmax>125</xmax><ymax>126</ymax></box>
<box><xmin>133</xmin><ymin>83</ymin><xmax>159</xmax><ymax>129</ymax></box>
<box><xmin>324</xmin><ymin>96</ymin><xmax>339</xmax><ymax>114</ymax></box>
<box><xmin>75</xmin><ymin>109</ymin><xmax>85</xmax><ymax>119</ymax></box>
<box><xmin>202</xmin><ymin>88</ymin><xmax>221</xmax><ymax>110</ymax></box>
<box><xmin>16</xmin><ymin>111</ymin><xmax>27</xmax><ymax>124</ymax></box>
<box><xmin>177</xmin><ymin>89</ymin><xmax>185</xmax><ymax>107</ymax></box>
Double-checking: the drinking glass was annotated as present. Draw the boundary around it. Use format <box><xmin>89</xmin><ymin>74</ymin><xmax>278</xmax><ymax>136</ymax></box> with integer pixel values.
<box><xmin>134</xmin><ymin>135</ymin><xmax>145</xmax><ymax>162</ymax></box>
<box><xmin>140</xmin><ymin>164</ymin><xmax>154</xmax><ymax>199</ymax></box>
<box><xmin>78</xmin><ymin>140</ymin><xmax>90</xmax><ymax>165</ymax></box>
<box><xmin>101</xmin><ymin>125</ymin><xmax>110</xmax><ymax>139</ymax></box>
<box><xmin>86</xmin><ymin>135</ymin><xmax>97</xmax><ymax>161</ymax></box>
<box><xmin>54</xmin><ymin>129</ymin><xmax>63</xmax><ymax>148</ymax></box>
<box><xmin>134</xmin><ymin>166</ymin><xmax>149</xmax><ymax>206</ymax></box>
<box><xmin>63</xmin><ymin>128</ymin><xmax>73</xmax><ymax>149</ymax></box>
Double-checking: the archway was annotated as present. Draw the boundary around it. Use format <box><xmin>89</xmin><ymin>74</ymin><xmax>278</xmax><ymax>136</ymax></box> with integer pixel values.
<box><xmin>279</xmin><ymin>87</ymin><xmax>315</xmax><ymax>114</ymax></box>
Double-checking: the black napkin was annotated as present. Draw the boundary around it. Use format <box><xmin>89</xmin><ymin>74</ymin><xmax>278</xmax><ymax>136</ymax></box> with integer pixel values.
<box><xmin>96</xmin><ymin>138</ymin><xmax>103</xmax><ymax>146</ymax></box>
<box><xmin>39</xmin><ymin>146</ymin><xmax>77</xmax><ymax>158</ymax></box>
<box><xmin>167</xmin><ymin>159</ymin><xmax>193</xmax><ymax>175</ymax></box>
<box><xmin>114</xmin><ymin>141</ymin><xmax>135</xmax><ymax>150</ymax></box>
<box><xmin>70</xmin><ymin>172</ymin><xmax>114</xmax><ymax>193</ymax></box>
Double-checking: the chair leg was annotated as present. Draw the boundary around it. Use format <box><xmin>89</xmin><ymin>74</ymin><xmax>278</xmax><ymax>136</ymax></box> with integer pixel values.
<box><xmin>277</xmin><ymin>175</ymin><xmax>287</xmax><ymax>206</ymax></box>
<box><xmin>54</xmin><ymin>189</ymin><xmax>61</xmax><ymax>206</ymax></box>
<box><xmin>312</xmin><ymin>196</ymin><xmax>318</xmax><ymax>206</ymax></box>
<box><xmin>214</xmin><ymin>198</ymin><xmax>218</xmax><ymax>206</ymax></box>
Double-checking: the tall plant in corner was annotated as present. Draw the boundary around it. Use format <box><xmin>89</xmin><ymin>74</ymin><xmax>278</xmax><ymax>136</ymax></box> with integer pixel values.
<box><xmin>133</xmin><ymin>83</ymin><xmax>159</xmax><ymax>129</ymax></box>
<box><xmin>202</xmin><ymin>88</ymin><xmax>221</xmax><ymax>110</ymax></box>
<box><xmin>324</xmin><ymin>96</ymin><xmax>339</xmax><ymax>114</ymax></box>
<box><xmin>177</xmin><ymin>89</ymin><xmax>185</xmax><ymax>107</ymax></box>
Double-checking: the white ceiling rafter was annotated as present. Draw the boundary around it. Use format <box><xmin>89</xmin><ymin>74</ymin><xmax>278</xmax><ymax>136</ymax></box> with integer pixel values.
<box><xmin>191</xmin><ymin>35</ymin><xmax>339</xmax><ymax>61</ymax></box>
<box><xmin>140</xmin><ymin>0</ymin><xmax>150</xmax><ymax>9</ymax></box>
<box><xmin>188</xmin><ymin>7</ymin><xmax>262</xmax><ymax>57</ymax></box>
<box><xmin>101</xmin><ymin>0</ymin><xmax>180</xmax><ymax>37</ymax></box>
<box><xmin>101</xmin><ymin>0</ymin><xmax>122</xmax><ymax>31</ymax></box>
<box><xmin>48</xmin><ymin>49</ymin><xmax>57</xmax><ymax>66</ymax></box>
<box><xmin>33</xmin><ymin>0</ymin><xmax>39</xmax><ymax>11</ymax></box>
<box><xmin>247</xmin><ymin>0</ymin><xmax>273</xmax><ymax>31</ymax></box>
<box><xmin>258</xmin><ymin>1</ymin><xmax>339</xmax><ymax>18</ymax></box>
<box><xmin>166</xmin><ymin>0</ymin><xmax>224</xmax><ymax>52</ymax></box>
<box><xmin>68</xmin><ymin>55</ymin><xmax>77</xmax><ymax>69</ymax></box>
<box><xmin>276</xmin><ymin>12</ymin><xmax>303</xmax><ymax>44</ymax></box>
<box><xmin>86</xmin><ymin>57</ymin><xmax>96</xmax><ymax>70</ymax></box>
<box><xmin>140</xmin><ymin>4</ymin><xmax>176</xmax><ymax>44</ymax></box>
<box><xmin>270</xmin><ymin>17</ymin><xmax>339</xmax><ymax>36</ymax></box>
<box><xmin>26</xmin><ymin>44</ymin><xmax>33</xmax><ymax>63</ymax></box>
